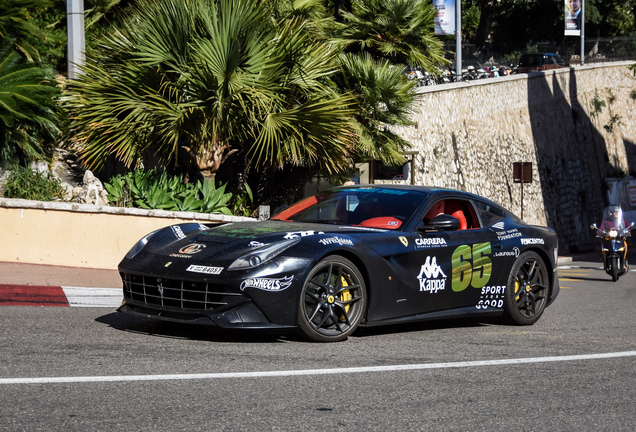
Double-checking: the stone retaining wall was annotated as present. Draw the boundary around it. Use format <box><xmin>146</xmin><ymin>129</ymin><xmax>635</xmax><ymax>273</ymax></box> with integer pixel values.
<box><xmin>390</xmin><ymin>61</ymin><xmax>636</xmax><ymax>251</ymax></box>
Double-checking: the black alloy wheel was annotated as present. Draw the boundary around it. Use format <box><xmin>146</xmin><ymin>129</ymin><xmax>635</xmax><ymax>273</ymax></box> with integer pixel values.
<box><xmin>297</xmin><ymin>255</ymin><xmax>366</xmax><ymax>342</ymax></box>
<box><xmin>503</xmin><ymin>251</ymin><xmax>549</xmax><ymax>325</ymax></box>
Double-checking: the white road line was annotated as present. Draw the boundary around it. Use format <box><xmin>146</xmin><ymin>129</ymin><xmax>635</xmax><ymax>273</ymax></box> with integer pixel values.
<box><xmin>61</xmin><ymin>287</ymin><xmax>122</xmax><ymax>308</ymax></box>
<box><xmin>2</xmin><ymin>351</ymin><xmax>635</xmax><ymax>385</ymax></box>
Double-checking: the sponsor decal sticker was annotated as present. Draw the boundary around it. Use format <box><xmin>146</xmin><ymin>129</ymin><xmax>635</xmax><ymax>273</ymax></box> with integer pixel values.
<box><xmin>496</xmin><ymin>229</ymin><xmax>522</xmax><ymax>241</ymax></box>
<box><xmin>249</xmin><ymin>241</ymin><xmax>265</xmax><ymax>248</ymax></box>
<box><xmin>417</xmin><ymin>256</ymin><xmax>447</xmax><ymax>293</ymax></box>
<box><xmin>399</xmin><ymin>236</ymin><xmax>409</xmax><ymax>247</ymax></box>
<box><xmin>171</xmin><ymin>226</ymin><xmax>186</xmax><ymax>239</ymax></box>
<box><xmin>415</xmin><ymin>237</ymin><xmax>447</xmax><ymax>249</ymax></box>
<box><xmin>240</xmin><ymin>276</ymin><xmax>294</xmax><ymax>292</ymax></box>
<box><xmin>493</xmin><ymin>247</ymin><xmax>520</xmax><ymax>258</ymax></box>
<box><xmin>492</xmin><ymin>222</ymin><xmax>505</xmax><ymax>230</ymax></box>
<box><xmin>476</xmin><ymin>285</ymin><xmax>506</xmax><ymax>309</ymax></box>
<box><xmin>170</xmin><ymin>243</ymin><xmax>206</xmax><ymax>259</ymax></box>
<box><xmin>319</xmin><ymin>237</ymin><xmax>353</xmax><ymax>246</ymax></box>
<box><xmin>521</xmin><ymin>238</ymin><xmax>545</xmax><ymax>245</ymax></box>
<box><xmin>186</xmin><ymin>265</ymin><xmax>223</xmax><ymax>275</ymax></box>
<box><xmin>284</xmin><ymin>230</ymin><xmax>324</xmax><ymax>240</ymax></box>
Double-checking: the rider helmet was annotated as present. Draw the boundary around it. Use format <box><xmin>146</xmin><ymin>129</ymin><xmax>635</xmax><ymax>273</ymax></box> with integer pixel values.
<box><xmin>607</xmin><ymin>205</ymin><xmax>621</xmax><ymax>221</ymax></box>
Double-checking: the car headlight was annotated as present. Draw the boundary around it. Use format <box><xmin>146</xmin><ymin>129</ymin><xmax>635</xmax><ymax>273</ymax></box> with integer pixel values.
<box><xmin>125</xmin><ymin>230</ymin><xmax>160</xmax><ymax>259</ymax></box>
<box><xmin>228</xmin><ymin>238</ymin><xmax>301</xmax><ymax>270</ymax></box>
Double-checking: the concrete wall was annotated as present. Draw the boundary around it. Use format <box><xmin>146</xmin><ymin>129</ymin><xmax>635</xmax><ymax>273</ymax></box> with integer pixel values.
<box><xmin>0</xmin><ymin>199</ymin><xmax>254</xmax><ymax>269</ymax></box>
<box><xmin>390</xmin><ymin>61</ymin><xmax>636</xmax><ymax>251</ymax></box>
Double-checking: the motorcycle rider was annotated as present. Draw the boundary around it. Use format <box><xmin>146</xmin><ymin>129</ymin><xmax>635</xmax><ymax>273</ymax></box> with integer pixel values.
<box><xmin>598</xmin><ymin>205</ymin><xmax>628</xmax><ymax>234</ymax></box>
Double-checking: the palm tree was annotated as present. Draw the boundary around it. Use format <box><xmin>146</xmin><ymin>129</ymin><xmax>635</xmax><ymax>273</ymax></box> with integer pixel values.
<box><xmin>0</xmin><ymin>37</ymin><xmax>61</xmax><ymax>167</ymax></box>
<box><xmin>0</xmin><ymin>0</ymin><xmax>51</xmax><ymax>62</ymax></box>
<box><xmin>335</xmin><ymin>0</ymin><xmax>448</xmax><ymax>72</ymax></box>
<box><xmin>65</xmin><ymin>0</ymin><xmax>357</xmax><ymax>180</ymax></box>
<box><xmin>336</xmin><ymin>52</ymin><xmax>416</xmax><ymax>167</ymax></box>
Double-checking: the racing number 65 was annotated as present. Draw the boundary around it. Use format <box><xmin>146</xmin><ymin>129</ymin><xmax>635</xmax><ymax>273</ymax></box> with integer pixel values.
<box><xmin>451</xmin><ymin>242</ymin><xmax>492</xmax><ymax>291</ymax></box>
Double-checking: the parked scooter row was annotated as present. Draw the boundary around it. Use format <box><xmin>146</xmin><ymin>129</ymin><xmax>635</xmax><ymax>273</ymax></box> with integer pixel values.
<box><xmin>405</xmin><ymin>64</ymin><xmax>515</xmax><ymax>86</ymax></box>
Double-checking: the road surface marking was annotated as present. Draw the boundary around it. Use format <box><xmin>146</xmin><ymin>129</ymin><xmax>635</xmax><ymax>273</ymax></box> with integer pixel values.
<box><xmin>1</xmin><ymin>351</ymin><xmax>635</xmax><ymax>385</ymax></box>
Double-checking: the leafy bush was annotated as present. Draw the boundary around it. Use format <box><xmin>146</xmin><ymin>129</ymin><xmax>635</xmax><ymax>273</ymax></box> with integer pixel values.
<box><xmin>104</xmin><ymin>171</ymin><xmax>233</xmax><ymax>215</ymax></box>
<box><xmin>2</xmin><ymin>165</ymin><xmax>66</xmax><ymax>201</ymax></box>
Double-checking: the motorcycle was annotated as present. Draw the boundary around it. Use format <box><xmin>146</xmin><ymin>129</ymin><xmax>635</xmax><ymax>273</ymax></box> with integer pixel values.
<box><xmin>590</xmin><ymin>205</ymin><xmax>634</xmax><ymax>281</ymax></box>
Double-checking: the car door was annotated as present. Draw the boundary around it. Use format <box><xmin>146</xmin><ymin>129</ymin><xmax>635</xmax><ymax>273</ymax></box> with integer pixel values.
<box><xmin>393</xmin><ymin>197</ymin><xmax>507</xmax><ymax>315</ymax></box>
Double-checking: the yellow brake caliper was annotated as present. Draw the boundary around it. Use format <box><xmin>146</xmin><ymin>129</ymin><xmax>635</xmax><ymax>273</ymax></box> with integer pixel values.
<box><xmin>514</xmin><ymin>278</ymin><xmax>521</xmax><ymax>301</ymax></box>
<box><xmin>340</xmin><ymin>276</ymin><xmax>352</xmax><ymax>318</ymax></box>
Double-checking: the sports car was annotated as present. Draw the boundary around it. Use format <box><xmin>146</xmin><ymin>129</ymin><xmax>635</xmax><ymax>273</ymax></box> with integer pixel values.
<box><xmin>117</xmin><ymin>185</ymin><xmax>559</xmax><ymax>342</ymax></box>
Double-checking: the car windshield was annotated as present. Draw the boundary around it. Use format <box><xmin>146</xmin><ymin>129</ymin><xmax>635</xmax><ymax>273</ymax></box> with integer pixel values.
<box><xmin>271</xmin><ymin>187</ymin><xmax>429</xmax><ymax>230</ymax></box>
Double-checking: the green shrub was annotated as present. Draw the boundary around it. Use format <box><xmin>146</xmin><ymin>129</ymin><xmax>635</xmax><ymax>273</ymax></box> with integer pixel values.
<box><xmin>2</xmin><ymin>165</ymin><xmax>66</xmax><ymax>201</ymax></box>
<box><xmin>104</xmin><ymin>170</ymin><xmax>233</xmax><ymax>215</ymax></box>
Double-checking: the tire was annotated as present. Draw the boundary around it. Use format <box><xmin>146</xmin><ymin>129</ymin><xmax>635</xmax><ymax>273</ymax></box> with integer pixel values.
<box><xmin>611</xmin><ymin>257</ymin><xmax>618</xmax><ymax>281</ymax></box>
<box><xmin>502</xmin><ymin>251</ymin><xmax>549</xmax><ymax>325</ymax></box>
<box><xmin>297</xmin><ymin>255</ymin><xmax>366</xmax><ymax>342</ymax></box>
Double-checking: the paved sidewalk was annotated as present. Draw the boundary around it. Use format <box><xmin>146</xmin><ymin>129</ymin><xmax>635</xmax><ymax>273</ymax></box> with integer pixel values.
<box><xmin>0</xmin><ymin>261</ymin><xmax>120</xmax><ymax>288</ymax></box>
<box><xmin>0</xmin><ymin>261</ymin><xmax>122</xmax><ymax>307</ymax></box>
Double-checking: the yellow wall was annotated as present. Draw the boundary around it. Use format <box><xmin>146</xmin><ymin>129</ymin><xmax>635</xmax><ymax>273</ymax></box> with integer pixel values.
<box><xmin>0</xmin><ymin>201</ymin><xmax>252</xmax><ymax>269</ymax></box>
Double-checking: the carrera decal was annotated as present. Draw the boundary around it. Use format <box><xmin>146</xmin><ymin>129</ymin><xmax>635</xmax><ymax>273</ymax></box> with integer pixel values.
<box><xmin>170</xmin><ymin>243</ymin><xmax>206</xmax><ymax>258</ymax></box>
<box><xmin>476</xmin><ymin>285</ymin><xmax>506</xmax><ymax>309</ymax></box>
<box><xmin>186</xmin><ymin>265</ymin><xmax>223</xmax><ymax>275</ymax></box>
<box><xmin>417</xmin><ymin>256</ymin><xmax>447</xmax><ymax>293</ymax></box>
<box><xmin>521</xmin><ymin>238</ymin><xmax>545</xmax><ymax>245</ymax></box>
<box><xmin>415</xmin><ymin>237</ymin><xmax>447</xmax><ymax>249</ymax></box>
<box><xmin>451</xmin><ymin>242</ymin><xmax>492</xmax><ymax>292</ymax></box>
<box><xmin>240</xmin><ymin>276</ymin><xmax>294</xmax><ymax>292</ymax></box>
<box><xmin>319</xmin><ymin>237</ymin><xmax>353</xmax><ymax>246</ymax></box>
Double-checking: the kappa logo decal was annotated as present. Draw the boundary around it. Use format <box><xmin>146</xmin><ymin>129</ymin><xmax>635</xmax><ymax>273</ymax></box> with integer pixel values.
<box><xmin>417</xmin><ymin>256</ymin><xmax>447</xmax><ymax>293</ymax></box>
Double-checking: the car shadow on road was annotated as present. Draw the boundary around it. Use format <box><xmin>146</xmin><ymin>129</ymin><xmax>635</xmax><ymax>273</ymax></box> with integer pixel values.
<box><xmin>95</xmin><ymin>312</ymin><xmax>292</xmax><ymax>343</ymax></box>
<box><xmin>95</xmin><ymin>312</ymin><xmax>493</xmax><ymax>343</ymax></box>
<box><xmin>353</xmin><ymin>318</ymin><xmax>491</xmax><ymax>338</ymax></box>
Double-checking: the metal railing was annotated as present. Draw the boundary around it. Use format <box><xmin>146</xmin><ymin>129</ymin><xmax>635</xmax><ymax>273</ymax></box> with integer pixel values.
<box><xmin>444</xmin><ymin>37</ymin><xmax>636</xmax><ymax>68</ymax></box>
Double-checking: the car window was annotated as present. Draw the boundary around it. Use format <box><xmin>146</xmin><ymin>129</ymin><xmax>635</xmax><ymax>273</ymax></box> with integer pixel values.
<box><xmin>472</xmin><ymin>199</ymin><xmax>507</xmax><ymax>227</ymax></box>
<box><xmin>420</xmin><ymin>198</ymin><xmax>479</xmax><ymax>230</ymax></box>
<box><xmin>272</xmin><ymin>187</ymin><xmax>429</xmax><ymax>230</ymax></box>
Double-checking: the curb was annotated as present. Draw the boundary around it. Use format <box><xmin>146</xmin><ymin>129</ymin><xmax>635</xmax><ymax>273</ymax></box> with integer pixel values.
<box><xmin>0</xmin><ymin>284</ymin><xmax>122</xmax><ymax>308</ymax></box>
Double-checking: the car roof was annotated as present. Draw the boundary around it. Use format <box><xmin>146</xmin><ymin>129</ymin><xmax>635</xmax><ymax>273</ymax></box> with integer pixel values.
<box><xmin>333</xmin><ymin>184</ymin><xmax>501</xmax><ymax>206</ymax></box>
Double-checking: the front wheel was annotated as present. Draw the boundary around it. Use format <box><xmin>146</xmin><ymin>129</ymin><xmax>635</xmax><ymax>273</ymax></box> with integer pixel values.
<box><xmin>502</xmin><ymin>251</ymin><xmax>549</xmax><ymax>325</ymax></box>
<box><xmin>297</xmin><ymin>256</ymin><xmax>366</xmax><ymax>342</ymax></box>
<box><xmin>611</xmin><ymin>256</ymin><xmax>619</xmax><ymax>281</ymax></box>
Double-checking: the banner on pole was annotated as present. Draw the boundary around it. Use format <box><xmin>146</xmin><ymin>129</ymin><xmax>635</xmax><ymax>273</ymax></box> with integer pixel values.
<box><xmin>565</xmin><ymin>0</ymin><xmax>582</xmax><ymax>36</ymax></box>
<box><xmin>433</xmin><ymin>0</ymin><xmax>455</xmax><ymax>36</ymax></box>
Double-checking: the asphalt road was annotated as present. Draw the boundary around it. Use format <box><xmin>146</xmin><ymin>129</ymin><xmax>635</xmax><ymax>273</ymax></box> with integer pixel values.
<box><xmin>1</xmin><ymin>256</ymin><xmax>635</xmax><ymax>431</ymax></box>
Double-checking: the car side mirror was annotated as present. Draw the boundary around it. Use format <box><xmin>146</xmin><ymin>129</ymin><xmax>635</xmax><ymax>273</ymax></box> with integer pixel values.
<box><xmin>419</xmin><ymin>214</ymin><xmax>461</xmax><ymax>232</ymax></box>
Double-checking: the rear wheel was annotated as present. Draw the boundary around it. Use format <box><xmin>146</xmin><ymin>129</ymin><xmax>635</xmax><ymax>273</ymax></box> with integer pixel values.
<box><xmin>297</xmin><ymin>256</ymin><xmax>366</xmax><ymax>342</ymax></box>
<box><xmin>503</xmin><ymin>251</ymin><xmax>549</xmax><ymax>325</ymax></box>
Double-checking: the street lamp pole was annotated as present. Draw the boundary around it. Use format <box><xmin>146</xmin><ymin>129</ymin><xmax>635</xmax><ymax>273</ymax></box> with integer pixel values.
<box><xmin>455</xmin><ymin>0</ymin><xmax>462</xmax><ymax>81</ymax></box>
<box><xmin>66</xmin><ymin>0</ymin><xmax>85</xmax><ymax>80</ymax></box>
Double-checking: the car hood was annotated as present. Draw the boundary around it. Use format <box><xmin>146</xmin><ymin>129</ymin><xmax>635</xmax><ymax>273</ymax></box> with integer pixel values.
<box><xmin>143</xmin><ymin>220</ymin><xmax>382</xmax><ymax>261</ymax></box>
